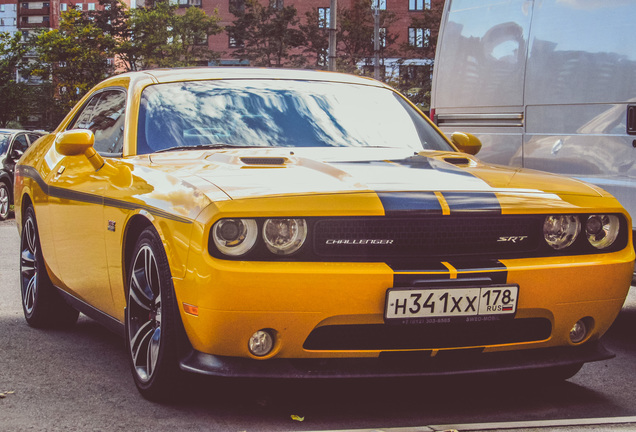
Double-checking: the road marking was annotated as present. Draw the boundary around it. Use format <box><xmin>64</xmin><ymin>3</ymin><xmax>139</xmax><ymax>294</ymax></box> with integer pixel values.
<box><xmin>301</xmin><ymin>416</ymin><xmax>636</xmax><ymax>432</ymax></box>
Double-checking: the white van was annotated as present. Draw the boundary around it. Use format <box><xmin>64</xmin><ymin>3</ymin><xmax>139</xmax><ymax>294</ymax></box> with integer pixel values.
<box><xmin>431</xmin><ymin>0</ymin><xmax>636</xmax><ymax>258</ymax></box>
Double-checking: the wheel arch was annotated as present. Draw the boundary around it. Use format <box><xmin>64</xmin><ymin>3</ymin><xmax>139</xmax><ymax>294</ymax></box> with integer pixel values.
<box><xmin>122</xmin><ymin>213</ymin><xmax>154</xmax><ymax>294</ymax></box>
<box><xmin>122</xmin><ymin>212</ymin><xmax>194</xmax><ymax>366</ymax></box>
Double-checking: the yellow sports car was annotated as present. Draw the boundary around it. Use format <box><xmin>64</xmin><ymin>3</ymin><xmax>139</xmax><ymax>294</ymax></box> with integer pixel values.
<box><xmin>15</xmin><ymin>68</ymin><xmax>634</xmax><ymax>400</ymax></box>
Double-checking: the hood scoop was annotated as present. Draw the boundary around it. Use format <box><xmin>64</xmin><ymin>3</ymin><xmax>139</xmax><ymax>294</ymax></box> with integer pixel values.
<box><xmin>443</xmin><ymin>156</ymin><xmax>472</xmax><ymax>166</ymax></box>
<box><xmin>240</xmin><ymin>157</ymin><xmax>287</xmax><ymax>166</ymax></box>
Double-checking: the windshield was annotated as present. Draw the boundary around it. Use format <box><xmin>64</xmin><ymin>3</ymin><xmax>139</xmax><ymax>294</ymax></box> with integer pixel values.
<box><xmin>0</xmin><ymin>134</ymin><xmax>9</xmax><ymax>154</ymax></box>
<box><xmin>136</xmin><ymin>80</ymin><xmax>451</xmax><ymax>154</ymax></box>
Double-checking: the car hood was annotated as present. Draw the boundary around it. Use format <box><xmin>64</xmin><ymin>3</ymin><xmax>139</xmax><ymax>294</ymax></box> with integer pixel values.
<box><xmin>147</xmin><ymin>147</ymin><xmax>604</xmax><ymax>202</ymax></box>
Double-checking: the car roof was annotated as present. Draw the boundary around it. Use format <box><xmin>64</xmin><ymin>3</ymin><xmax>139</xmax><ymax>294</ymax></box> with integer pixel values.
<box><xmin>0</xmin><ymin>129</ymin><xmax>43</xmax><ymax>134</ymax></box>
<box><xmin>117</xmin><ymin>67</ymin><xmax>387</xmax><ymax>88</ymax></box>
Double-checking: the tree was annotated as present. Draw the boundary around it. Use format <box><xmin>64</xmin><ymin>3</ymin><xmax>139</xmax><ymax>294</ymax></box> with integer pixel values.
<box><xmin>0</xmin><ymin>32</ymin><xmax>33</xmax><ymax>127</ymax></box>
<box><xmin>391</xmin><ymin>1</ymin><xmax>443</xmax><ymax>112</ymax></box>
<box><xmin>126</xmin><ymin>2</ymin><xmax>222</xmax><ymax>70</ymax></box>
<box><xmin>298</xmin><ymin>9</ymin><xmax>329</xmax><ymax>70</ymax></box>
<box><xmin>227</xmin><ymin>0</ymin><xmax>305</xmax><ymax>67</ymax></box>
<box><xmin>31</xmin><ymin>8</ymin><xmax>116</xmax><ymax>114</ymax></box>
<box><xmin>337</xmin><ymin>0</ymin><xmax>398</xmax><ymax>75</ymax></box>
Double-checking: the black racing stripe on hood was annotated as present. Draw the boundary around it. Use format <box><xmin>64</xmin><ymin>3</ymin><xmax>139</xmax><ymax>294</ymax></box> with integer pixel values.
<box><xmin>442</xmin><ymin>192</ymin><xmax>501</xmax><ymax>214</ymax></box>
<box><xmin>378</xmin><ymin>192</ymin><xmax>443</xmax><ymax>216</ymax></box>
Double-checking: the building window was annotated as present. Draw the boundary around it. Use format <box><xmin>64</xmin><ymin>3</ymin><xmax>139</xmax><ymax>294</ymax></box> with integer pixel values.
<box><xmin>409</xmin><ymin>0</ymin><xmax>430</xmax><ymax>11</ymax></box>
<box><xmin>229</xmin><ymin>35</ymin><xmax>243</xmax><ymax>48</ymax></box>
<box><xmin>61</xmin><ymin>3</ymin><xmax>67</xmax><ymax>11</ymax></box>
<box><xmin>21</xmin><ymin>3</ymin><xmax>29</xmax><ymax>9</ymax></box>
<box><xmin>372</xmin><ymin>0</ymin><xmax>386</xmax><ymax>10</ymax></box>
<box><xmin>0</xmin><ymin>18</ymin><xmax>4</xmax><ymax>25</ymax></box>
<box><xmin>88</xmin><ymin>3</ymin><xmax>95</xmax><ymax>10</ymax></box>
<box><xmin>270</xmin><ymin>0</ymin><xmax>283</xmax><ymax>9</ymax></box>
<box><xmin>409</xmin><ymin>27</ymin><xmax>429</xmax><ymax>47</ymax></box>
<box><xmin>229</xmin><ymin>0</ymin><xmax>245</xmax><ymax>14</ymax></box>
<box><xmin>318</xmin><ymin>7</ymin><xmax>329</xmax><ymax>28</ymax></box>
<box><xmin>0</xmin><ymin>5</ymin><xmax>4</xmax><ymax>12</ymax></box>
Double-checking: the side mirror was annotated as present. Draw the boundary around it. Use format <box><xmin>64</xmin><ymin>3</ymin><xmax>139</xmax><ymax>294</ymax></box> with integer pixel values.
<box><xmin>55</xmin><ymin>129</ymin><xmax>95</xmax><ymax>156</ymax></box>
<box><xmin>55</xmin><ymin>130</ymin><xmax>104</xmax><ymax>170</ymax></box>
<box><xmin>451</xmin><ymin>132</ymin><xmax>482</xmax><ymax>156</ymax></box>
<box><xmin>11</xmin><ymin>149</ymin><xmax>24</xmax><ymax>160</ymax></box>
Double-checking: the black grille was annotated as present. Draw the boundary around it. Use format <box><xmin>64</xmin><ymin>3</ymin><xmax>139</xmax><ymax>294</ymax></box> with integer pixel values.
<box><xmin>314</xmin><ymin>216</ymin><xmax>541</xmax><ymax>259</ymax></box>
<box><xmin>303</xmin><ymin>318</ymin><xmax>552</xmax><ymax>351</ymax></box>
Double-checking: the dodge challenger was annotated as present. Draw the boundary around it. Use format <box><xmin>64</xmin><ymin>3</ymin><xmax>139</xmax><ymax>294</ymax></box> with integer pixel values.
<box><xmin>14</xmin><ymin>68</ymin><xmax>634</xmax><ymax>400</ymax></box>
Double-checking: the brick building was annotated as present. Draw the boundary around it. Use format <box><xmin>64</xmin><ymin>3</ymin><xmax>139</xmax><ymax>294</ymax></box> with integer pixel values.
<box><xmin>8</xmin><ymin>0</ymin><xmax>440</xmax><ymax>76</ymax></box>
<box><xmin>202</xmin><ymin>0</ymin><xmax>441</xmax><ymax>73</ymax></box>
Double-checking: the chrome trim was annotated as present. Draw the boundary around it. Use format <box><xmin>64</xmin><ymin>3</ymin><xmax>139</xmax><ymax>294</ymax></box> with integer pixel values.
<box><xmin>437</xmin><ymin>113</ymin><xmax>524</xmax><ymax>128</ymax></box>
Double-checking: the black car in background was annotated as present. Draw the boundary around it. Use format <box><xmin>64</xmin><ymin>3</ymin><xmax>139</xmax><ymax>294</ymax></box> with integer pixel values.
<box><xmin>0</xmin><ymin>129</ymin><xmax>44</xmax><ymax>220</ymax></box>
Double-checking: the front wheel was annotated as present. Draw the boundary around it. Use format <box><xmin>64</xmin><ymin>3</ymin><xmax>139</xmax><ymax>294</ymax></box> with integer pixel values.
<box><xmin>0</xmin><ymin>182</ymin><xmax>10</xmax><ymax>221</ymax></box>
<box><xmin>20</xmin><ymin>205</ymin><xmax>79</xmax><ymax>328</ymax></box>
<box><xmin>126</xmin><ymin>227</ymin><xmax>183</xmax><ymax>401</ymax></box>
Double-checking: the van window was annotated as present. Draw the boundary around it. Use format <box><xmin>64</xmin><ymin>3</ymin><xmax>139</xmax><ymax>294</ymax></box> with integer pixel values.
<box><xmin>525</xmin><ymin>0</ymin><xmax>636</xmax><ymax>106</ymax></box>
<box><xmin>434</xmin><ymin>0</ymin><xmax>532</xmax><ymax>108</ymax></box>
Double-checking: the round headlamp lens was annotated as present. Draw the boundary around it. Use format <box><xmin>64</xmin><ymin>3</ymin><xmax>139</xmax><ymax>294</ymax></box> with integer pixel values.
<box><xmin>212</xmin><ymin>218</ymin><xmax>257</xmax><ymax>256</ymax></box>
<box><xmin>543</xmin><ymin>215</ymin><xmax>581</xmax><ymax>250</ymax></box>
<box><xmin>585</xmin><ymin>214</ymin><xmax>619</xmax><ymax>249</ymax></box>
<box><xmin>263</xmin><ymin>218</ymin><xmax>307</xmax><ymax>255</ymax></box>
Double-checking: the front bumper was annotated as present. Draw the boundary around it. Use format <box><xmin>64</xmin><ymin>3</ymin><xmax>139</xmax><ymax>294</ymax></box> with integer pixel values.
<box><xmin>179</xmin><ymin>341</ymin><xmax>613</xmax><ymax>379</ymax></box>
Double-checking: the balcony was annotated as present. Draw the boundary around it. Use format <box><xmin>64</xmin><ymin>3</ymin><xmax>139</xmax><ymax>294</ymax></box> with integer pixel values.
<box><xmin>20</xmin><ymin>6</ymin><xmax>50</xmax><ymax>15</ymax></box>
<box><xmin>19</xmin><ymin>20</ymin><xmax>50</xmax><ymax>28</ymax></box>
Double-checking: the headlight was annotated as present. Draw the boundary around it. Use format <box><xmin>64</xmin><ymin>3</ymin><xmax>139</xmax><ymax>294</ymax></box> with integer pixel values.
<box><xmin>262</xmin><ymin>218</ymin><xmax>307</xmax><ymax>255</ymax></box>
<box><xmin>212</xmin><ymin>218</ymin><xmax>258</xmax><ymax>256</ymax></box>
<box><xmin>585</xmin><ymin>214</ymin><xmax>620</xmax><ymax>249</ymax></box>
<box><xmin>543</xmin><ymin>215</ymin><xmax>580</xmax><ymax>250</ymax></box>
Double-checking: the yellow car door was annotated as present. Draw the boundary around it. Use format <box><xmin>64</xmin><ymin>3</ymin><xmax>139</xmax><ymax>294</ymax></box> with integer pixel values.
<box><xmin>47</xmin><ymin>89</ymin><xmax>127</xmax><ymax>318</ymax></box>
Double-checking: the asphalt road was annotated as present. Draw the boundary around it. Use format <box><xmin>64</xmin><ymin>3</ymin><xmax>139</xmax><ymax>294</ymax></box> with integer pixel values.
<box><xmin>1</xmin><ymin>217</ymin><xmax>635</xmax><ymax>432</ymax></box>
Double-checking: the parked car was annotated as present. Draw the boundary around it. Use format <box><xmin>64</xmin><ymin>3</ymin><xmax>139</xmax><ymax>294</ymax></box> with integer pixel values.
<box><xmin>14</xmin><ymin>68</ymin><xmax>635</xmax><ymax>401</ymax></box>
<box><xmin>0</xmin><ymin>129</ymin><xmax>44</xmax><ymax>220</ymax></box>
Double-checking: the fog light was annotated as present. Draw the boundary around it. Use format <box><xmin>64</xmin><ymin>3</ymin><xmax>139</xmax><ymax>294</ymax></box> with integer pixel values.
<box><xmin>248</xmin><ymin>330</ymin><xmax>274</xmax><ymax>357</ymax></box>
<box><xmin>569</xmin><ymin>320</ymin><xmax>588</xmax><ymax>343</ymax></box>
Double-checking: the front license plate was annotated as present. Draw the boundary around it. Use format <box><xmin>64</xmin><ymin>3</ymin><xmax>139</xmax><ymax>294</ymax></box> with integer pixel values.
<box><xmin>385</xmin><ymin>285</ymin><xmax>518</xmax><ymax>323</ymax></box>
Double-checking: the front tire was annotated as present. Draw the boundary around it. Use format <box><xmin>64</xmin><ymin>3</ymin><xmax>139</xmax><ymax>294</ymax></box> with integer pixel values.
<box><xmin>0</xmin><ymin>182</ymin><xmax>10</xmax><ymax>221</ymax></box>
<box><xmin>20</xmin><ymin>205</ymin><xmax>79</xmax><ymax>328</ymax></box>
<box><xmin>126</xmin><ymin>227</ymin><xmax>183</xmax><ymax>401</ymax></box>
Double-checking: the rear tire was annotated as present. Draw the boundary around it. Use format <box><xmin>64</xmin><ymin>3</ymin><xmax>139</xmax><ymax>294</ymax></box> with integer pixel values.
<box><xmin>20</xmin><ymin>205</ymin><xmax>79</xmax><ymax>328</ymax></box>
<box><xmin>125</xmin><ymin>226</ymin><xmax>183</xmax><ymax>401</ymax></box>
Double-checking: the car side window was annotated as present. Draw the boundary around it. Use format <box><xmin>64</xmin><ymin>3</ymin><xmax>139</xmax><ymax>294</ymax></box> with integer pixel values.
<box><xmin>69</xmin><ymin>89</ymin><xmax>126</xmax><ymax>156</ymax></box>
<box><xmin>27</xmin><ymin>133</ymin><xmax>42</xmax><ymax>144</ymax></box>
<box><xmin>12</xmin><ymin>134</ymin><xmax>29</xmax><ymax>154</ymax></box>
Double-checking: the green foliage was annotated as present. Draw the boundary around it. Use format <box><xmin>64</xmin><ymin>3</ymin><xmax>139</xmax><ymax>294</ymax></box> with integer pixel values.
<box><xmin>227</xmin><ymin>0</ymin><xmax>305</xmax><ymax>67</ymax></box>
<box><xmin>337</xmin><ymin>0</ymin><xmax>397</xmax><ymax>74</ymax></box>
<box><xmin>298</xmin><ymin>9</ymin><xmax>329</xmax><ymax>70</ymax></box>
<box><xmin>126</xmin><ymin>2</ymin><xmax>222</xmax><ymax>70</ymax></box>
<box><xmin>31</xmin><ymin>8</ymin><xmax>116</xmax><ymax>114</ymax></box>
<box><xmin>0</xmin><ymin>32</ymin><xmax>35</xmax><ymax>127</ymax></box>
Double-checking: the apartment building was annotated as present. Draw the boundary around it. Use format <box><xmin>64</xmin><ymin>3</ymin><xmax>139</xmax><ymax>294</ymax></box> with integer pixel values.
<box><xmin>0</xmin><ymin>0</ymin><xmax>18</xmax><ymax>35</ymax></box>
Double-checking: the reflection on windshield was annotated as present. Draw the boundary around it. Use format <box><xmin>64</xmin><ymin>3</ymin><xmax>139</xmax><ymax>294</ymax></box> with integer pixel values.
<box><xmin>0</xmin><ymin>134</ymin><xmax>9</xmax><ymax>154</ymax></box>
<box><xmin>136</xmin><ymin>80</ymin><xmax>450</xmax><ymax>154</ymax></box>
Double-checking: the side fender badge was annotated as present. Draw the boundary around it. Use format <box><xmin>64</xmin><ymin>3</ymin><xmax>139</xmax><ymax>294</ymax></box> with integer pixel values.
<box><xmin>108</xmin><ymin>220</ymin><xmax>116</xmax><ymax>232</ymax></box>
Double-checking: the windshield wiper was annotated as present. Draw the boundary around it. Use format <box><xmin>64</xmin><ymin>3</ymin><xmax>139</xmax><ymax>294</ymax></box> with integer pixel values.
<box><xmin>154</xmin><ymin>143</ymin><xmax>264</xmax><ymax>153</ymax></box>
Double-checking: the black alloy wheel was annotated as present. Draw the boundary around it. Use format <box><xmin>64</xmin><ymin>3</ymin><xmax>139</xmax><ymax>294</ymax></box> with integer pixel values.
<box><xmin>0</xmin><ymin>182</ymin><xmax>10</xmax><ymax>221</ymax></box>
<box><xmin>20</xmin><ymin>205</ymin><xmax>79</xmax><ymax>327</ymax></box>
<box><xmin>126</xmin><ymin>227</ymin><xmax>182</xmax><ymax>400</ymax></box>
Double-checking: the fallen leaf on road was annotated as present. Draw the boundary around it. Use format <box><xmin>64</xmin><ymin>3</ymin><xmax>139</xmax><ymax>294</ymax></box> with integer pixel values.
<box><xmin>291</xmin><ymin>415</ymin><xmax>304</xmax><ymax>422</ymax></box>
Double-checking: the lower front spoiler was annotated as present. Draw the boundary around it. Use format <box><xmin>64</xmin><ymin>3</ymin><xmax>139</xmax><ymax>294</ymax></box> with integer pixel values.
<box><xmin>179</xmin><ymin>341</ymin><xmax>613</xmax><ymax>379</ymax></box>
